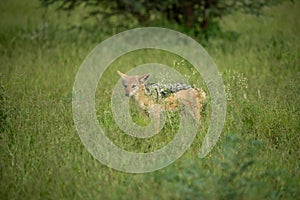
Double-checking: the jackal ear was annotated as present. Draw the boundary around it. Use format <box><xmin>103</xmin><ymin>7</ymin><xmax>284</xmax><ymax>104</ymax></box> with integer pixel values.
<box><xmin>117</xmin><ymin>70</ymin><xmax>127</xmax><ymax>78</ymax></box>
<box><xmin>138</xmin><ymin>74</ymin><xmax>150</xmax><ymax>84</ymax></box>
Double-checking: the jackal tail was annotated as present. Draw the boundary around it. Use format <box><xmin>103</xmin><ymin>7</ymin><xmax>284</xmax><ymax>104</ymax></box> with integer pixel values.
<box><xmin>195</xmin><ymin>87</ymin><xmax>207</xmax><ymax>112</ymax></box>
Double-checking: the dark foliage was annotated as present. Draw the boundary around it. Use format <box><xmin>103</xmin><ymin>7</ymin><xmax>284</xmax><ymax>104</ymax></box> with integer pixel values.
<box><xmin>40</xmin><ymin>0</ymin><xmax>284</xmax><ymax>39</ymax></box>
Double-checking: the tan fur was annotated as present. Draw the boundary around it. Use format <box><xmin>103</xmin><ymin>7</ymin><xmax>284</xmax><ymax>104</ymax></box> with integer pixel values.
<box><xmin>117</xmin><ymin>70</ymin><xmax>206</xmax><ymax>122</ymax></box>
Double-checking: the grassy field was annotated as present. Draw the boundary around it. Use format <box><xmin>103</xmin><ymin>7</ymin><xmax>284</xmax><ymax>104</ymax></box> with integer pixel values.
<box><xmin>1</xmin><ymin>0</ymin><xmax>299</xmax><ymax>199</ymax></box>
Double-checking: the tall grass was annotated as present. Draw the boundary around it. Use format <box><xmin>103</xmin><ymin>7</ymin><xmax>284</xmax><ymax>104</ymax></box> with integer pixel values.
<box><xmin>0</xmin><ymin>0</ymin><xmax>299</xmax><ymax>199</ymax></box>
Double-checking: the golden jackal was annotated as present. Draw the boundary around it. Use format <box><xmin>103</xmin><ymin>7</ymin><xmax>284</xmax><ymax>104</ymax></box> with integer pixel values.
<box><xmin>117</xmin><ymin>70</ymin><xmax>206</xmax><ymax>122</ymax></box>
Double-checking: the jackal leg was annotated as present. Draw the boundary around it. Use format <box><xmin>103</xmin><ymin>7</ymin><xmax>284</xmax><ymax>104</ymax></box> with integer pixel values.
<box><xmin>148</xmin><ymin>104</ymin><xmax>164</xmax><ymax>134</ymax></box>
<box><xmin>176</xmin><ymin>89</ymin><xmax>201</xmax><ymax>122</ymax></box>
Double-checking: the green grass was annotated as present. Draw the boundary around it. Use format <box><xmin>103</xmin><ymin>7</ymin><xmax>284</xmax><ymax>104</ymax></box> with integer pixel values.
<box><xmin>1</xmin><ymin>0</ymin><xmax>299</xmax><ymax>199</ymax></box>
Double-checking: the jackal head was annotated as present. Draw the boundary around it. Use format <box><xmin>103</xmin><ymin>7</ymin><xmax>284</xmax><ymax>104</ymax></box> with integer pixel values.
<box><xmin>117</xmin><ymin>70</ymin><xmax>150</xmax><ymax>97</ymax></box>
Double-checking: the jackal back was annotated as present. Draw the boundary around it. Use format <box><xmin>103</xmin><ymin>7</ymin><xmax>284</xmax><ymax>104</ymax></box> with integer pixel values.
<box><xmin>145</xmin><ymin>83</ymin><xmax>193</xmax><ymax>101</ymax></box>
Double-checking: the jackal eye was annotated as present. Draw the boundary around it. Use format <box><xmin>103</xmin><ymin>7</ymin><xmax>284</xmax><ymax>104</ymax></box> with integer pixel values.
<box><xmin>131</xmin><ymin>84</ymin><xmax>137</xmax><ymax>89</ymax></box>
<box><xmin>124</xmin><ymin>84</ymin><xmax>127</xmax><ymax>88</ymax></box>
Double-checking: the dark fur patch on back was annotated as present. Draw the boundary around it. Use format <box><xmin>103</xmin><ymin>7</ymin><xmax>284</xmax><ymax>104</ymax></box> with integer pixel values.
<box><xmin>145</xmin><ymin>83</ymin><xmax>192</xmax><ymax>100</ymax></box>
